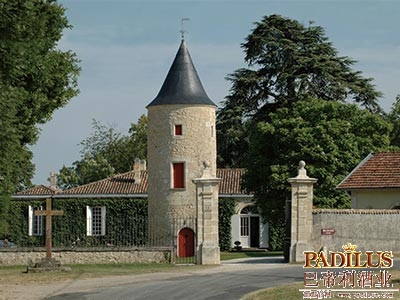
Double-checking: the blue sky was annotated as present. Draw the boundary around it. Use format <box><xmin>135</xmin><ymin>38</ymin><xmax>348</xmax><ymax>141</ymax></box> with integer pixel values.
<box><xmin>31</xmin><ymin>0</ymin><xmax>400</xmax><ymax>185</ymax></box>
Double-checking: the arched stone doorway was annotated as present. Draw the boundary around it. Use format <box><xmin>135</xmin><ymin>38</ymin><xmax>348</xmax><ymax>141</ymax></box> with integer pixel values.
<box><xmin>178</xmin><ymin>227</ymin><xmax>195</xmax><ymax>257</ymax></box>
<box><xmin>231</xmin><ymin>204</ymin><xmax>269</xmax><ymax>249</ymax></box>
<box><xmin>240</xmin><ymin>206</ymin><xmax>260</xmax><ymax>248</ymax></box>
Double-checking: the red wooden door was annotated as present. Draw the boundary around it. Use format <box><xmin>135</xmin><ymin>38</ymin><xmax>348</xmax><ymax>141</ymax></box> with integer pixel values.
<box><xmin>178</xmin><ymin>228</ymin><xmax>194</xmax><ymax>257</ymax></box>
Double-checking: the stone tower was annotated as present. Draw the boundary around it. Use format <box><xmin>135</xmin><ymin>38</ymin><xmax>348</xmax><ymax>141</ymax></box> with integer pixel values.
<box><xmin>146</xmin><ymin>39</ymin><xmax>219</xmax><ymax>263</ymax></box>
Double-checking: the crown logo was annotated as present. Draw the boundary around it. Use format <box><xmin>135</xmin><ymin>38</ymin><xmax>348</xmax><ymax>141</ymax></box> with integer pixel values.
<box><xmin>342</xmin><ymin>243</ymin><xmax>357</xmax><ymax>252</ymax></box>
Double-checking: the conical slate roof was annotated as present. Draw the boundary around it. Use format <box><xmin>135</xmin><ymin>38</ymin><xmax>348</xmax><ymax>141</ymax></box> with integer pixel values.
<box><xmin>147</xmin><ymin>39</ymin><xmax>216</xmax><ymax>107</ymax></box>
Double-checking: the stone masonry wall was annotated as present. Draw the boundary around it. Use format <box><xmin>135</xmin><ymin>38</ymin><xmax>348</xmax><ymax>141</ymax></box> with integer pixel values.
<box><xmin>312</xmin><ymin>209</ymin><xmax>400</xmax><ymax>252</ymax></box>
<box><xmin>147</xmin><ymin>104</ymin><xmax>216</xmax><ymax>244</ymax></box>
<box><xmin>0</xmin><ymin>248</ymin><xmax>171</xmax><ymax>266</ymax></box>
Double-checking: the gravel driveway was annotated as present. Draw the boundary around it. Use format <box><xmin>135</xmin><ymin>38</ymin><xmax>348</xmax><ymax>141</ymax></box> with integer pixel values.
<box><xmin>0</xmin><ymin>257</ymin><xmax>288</xmax><ymax>300</ymax></box>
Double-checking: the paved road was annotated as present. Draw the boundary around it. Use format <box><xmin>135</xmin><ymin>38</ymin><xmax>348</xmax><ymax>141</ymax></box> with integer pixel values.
<box><xmin>45</xmin><ymin>257</ymin><xmax>304</xmax><ymax>300</ymax></box>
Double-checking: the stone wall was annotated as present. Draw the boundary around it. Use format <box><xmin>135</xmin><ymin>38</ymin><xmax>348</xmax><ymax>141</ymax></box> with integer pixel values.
<box><xmin>311</xmin><ymin>209</ymin><xmax>400</xmax><ymax>252</ymax></box>
<box><xmin>287</xmin><ymin>161</ymin><xmax>400</xmax><ymax>263</ymax></box>
<box><xmin>0</xmin><ymin>247</ymin><xmax>172</xmax><ymax>266</ymax></box>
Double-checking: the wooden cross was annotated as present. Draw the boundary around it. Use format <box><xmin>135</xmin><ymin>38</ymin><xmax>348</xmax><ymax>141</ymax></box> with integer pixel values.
<box><xmin>34</xmin><ymin>198</ymin><xmax>64</xmax><ymax>259</ymax></box>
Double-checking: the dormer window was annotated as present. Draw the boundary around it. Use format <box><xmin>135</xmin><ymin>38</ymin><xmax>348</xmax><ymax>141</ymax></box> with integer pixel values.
<box><xmin>174</xmin><ymin>124</ymin><xmax>183</xmax><ymax>136</ymax></box>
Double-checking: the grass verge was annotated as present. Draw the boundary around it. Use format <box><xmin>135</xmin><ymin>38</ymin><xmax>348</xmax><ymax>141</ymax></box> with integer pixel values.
<box><xmin>220</xmin><ymin>251</ymin><xmax>282</xmax><ymax>261</ymax></box>
<box><xmin>0</xmin><ymin>251</ymin><xmax>279</xmax><ymax>284</ymax></box>
<box><xmin>0</xmin><ymin>263</ymin><xmax>209</xmax><ymax>285</ymax></box>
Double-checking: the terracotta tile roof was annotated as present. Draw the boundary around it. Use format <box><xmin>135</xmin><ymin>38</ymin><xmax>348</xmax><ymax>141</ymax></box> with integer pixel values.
<box><xmin>14</xmin><ymin>185</ymin><xmax>58</xmax><ymax>197</ymax></box>
<box><xmin>314</xmin><ymin>209</ymin><xmax>400</xmax><ymax>215</ymax></box>
<box><xmin>60</xmin><ymin>170</ymin><xmax>147</xmax><ymax>196</ymax></box>
<box><xmin>15</xmin><ymin>168</ymin><xmax>249</xmax><ymax>198</ymax></box>
<box><xmin>217</xmin><ymin>168</ymin><xmax>247</xmax><ymax>195</ymax></box>
<box><xmin>337</xmin><ymin>152</ymin><xmax>400</xmax><ymax>190</ymax></box>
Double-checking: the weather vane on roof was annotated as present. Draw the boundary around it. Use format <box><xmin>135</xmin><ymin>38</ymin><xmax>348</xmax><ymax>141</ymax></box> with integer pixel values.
<box><xmin>180</xmin><ymin>18</ymin><xmax>190</xmax><ymax>39</ymax></box>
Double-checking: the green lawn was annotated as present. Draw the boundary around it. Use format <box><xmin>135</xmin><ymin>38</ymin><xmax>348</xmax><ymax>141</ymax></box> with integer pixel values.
<box><xmin>220</xmin><ymin>251</ymin><xmax>282</xmax><ymax>261</ymax></box>
<box><xmin>0</xmin><ymin>263</ymin><xmax>206</xmax><ymax>285</ymax></box>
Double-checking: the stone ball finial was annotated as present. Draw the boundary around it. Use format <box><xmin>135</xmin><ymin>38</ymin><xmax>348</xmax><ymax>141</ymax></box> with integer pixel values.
<box><xmin>200</xmin><ymin>160</ymin><xmax>212</xmax><ymax>178</ymax></box>
<box><xmin>297</xmin><ymin>160</ymin><xmax>308</xmax><ymax>179</ymax></box>
<box><xmin>202</xmin><ymin>161</ymin><xmax>211</xmax><ymax>169</ymax></box>
<box><xmin>299</xmin><ymin>160</ymin><xmax>306</xmax><ymax>168</ymax></box>
<box><xmin>288</xmin><ymin>160</ymin><xmax>317</xmax><ymax>183</ymax></box>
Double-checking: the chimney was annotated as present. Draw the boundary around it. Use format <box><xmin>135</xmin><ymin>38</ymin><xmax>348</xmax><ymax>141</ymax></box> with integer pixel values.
<box><xmin>133</xmin><ymin>158</ymin><xmax>146</xmax><ymax>184</ymax></box>
<box><xmin>49</xmin><ymin>172</ymin><xmax>57</xmax><ymax>190</ymax></box>
<box><xmin>140</xmin><ymin>159</ymin><xmax>147</xmax><ymax>171</ymax></box>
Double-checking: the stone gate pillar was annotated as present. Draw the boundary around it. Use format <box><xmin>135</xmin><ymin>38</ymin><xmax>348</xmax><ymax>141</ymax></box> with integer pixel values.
<box><xmin>193</xmin><ymin>163</ymin><xmax>221</xmax><ymax>265</ymax></box>
<box><xmin>287</xmin><ymin>161</ymin><xmax>317</xmax><ymax>263</ymax></box>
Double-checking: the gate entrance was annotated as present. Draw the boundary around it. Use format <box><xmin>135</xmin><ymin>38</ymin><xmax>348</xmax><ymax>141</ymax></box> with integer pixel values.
<box><xmin>239</xmin><ymin>206</ymin><xmax>261</xmax><ymax>248</ymax></box>
<box><xmin>178</xmin><ymin>227</ymin><xmax>194</xmax><ymax>257</ymax></box>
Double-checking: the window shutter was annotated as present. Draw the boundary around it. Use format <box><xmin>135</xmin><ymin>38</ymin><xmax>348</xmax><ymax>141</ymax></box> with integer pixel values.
<box><xmin>231</xmin><ymin>214</ymin><xmax>240</xmax><ymax>248</ymax></box>
<box><xmin>173</xmin><ymin>162</ymin><xmax>185</xmax><ymax>188</ymax></box>
<box><xmin>28</xmin><ymin>206</ymin><xmax>33</xmax><ymax>236</ymax></box>
<box><xmin>101</xmin><ymin>206</ymin><xmax>106</xmax><ymax>236</ymax></box>
<box><xmin>86</xmin><ymin>206</ymin><xmax>92</xmax><ymax>236</ymax></box>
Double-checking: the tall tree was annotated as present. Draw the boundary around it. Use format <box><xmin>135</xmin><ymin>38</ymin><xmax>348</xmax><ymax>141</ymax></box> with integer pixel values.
<box><xmin>57</xmin><ymin>116</ymin><xmax>148</xmax><ymax>189</ymax></box>
<box><xmin>243</xmin><ymin>98</ymin><xmax>392</xmax><ymax>232</ymax></box>
<box><xmin>0</xmin><ymin>0</ymin><xmax>80</xmax><ymax>235</ymax></box>
<box><xmin>387</xmin><ymin>95</ymin><xmax>400</xmax><ymax>147</ymax></box>
<box><xmin>217</xmin><ymin>14</ymin><xmax>383</xmax><ymax>168</ymax></box>
<box><xmin>57</xmin><ymin>155</ymin><xmax>115</xmax><ymax>190</ymax></box>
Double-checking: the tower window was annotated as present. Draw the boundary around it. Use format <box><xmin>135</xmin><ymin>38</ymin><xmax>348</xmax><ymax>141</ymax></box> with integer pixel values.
<box><xmin>172</xmin><ymin>162</ymin><xmax>185</xmax><ymax>188</ymax></box>
<box><xmin>174</xmin><ymin>124</ymin><xmax>183</xmax><ymax>136</ymax></box>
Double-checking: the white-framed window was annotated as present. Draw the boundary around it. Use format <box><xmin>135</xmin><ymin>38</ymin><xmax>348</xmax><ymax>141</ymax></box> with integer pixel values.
<box><xmin>86</xmin><ymin>206</ymin><xmax>106</xmax><ymax>236</ymax></box>
<box><xmin>28</xmin><ymin>205</ymin><xmax>44</xmax><ymax>236</ymax></box>
<box><xmin>240</xmin><ymin>206</ymin><xmax>259</xmax><ymax>237</ymax></box>
<box><xmin>240</xmin><ymin>216</ymin><xmax>249</xmax><ymax>236</ymax></box>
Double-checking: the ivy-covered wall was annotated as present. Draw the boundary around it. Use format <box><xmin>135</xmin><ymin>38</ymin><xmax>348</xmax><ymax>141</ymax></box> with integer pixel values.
<box><xmin>9</xmin><ymin>199</ymin><xmax>45</xmax><ymax>247</ymax></box>
<box><xmin>218</xmin><ymin>198</ymin><xmax>236</xmax><ymax>251</ymax></box>
<box><xmin>9</xmin><ymin>198</ymin><xmax>148</xmax><ymax>247</ymax></box>
<box><xmin>8</xmin><ymin>197</ymin><xmax>237</xmax><ymax>250</ymax></box>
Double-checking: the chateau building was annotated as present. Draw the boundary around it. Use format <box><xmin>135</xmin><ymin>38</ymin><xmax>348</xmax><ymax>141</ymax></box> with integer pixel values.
<box><xmin>12</xmin><ymin>39</ymin><xmax>269</xmax><ymax>259</ymax></box>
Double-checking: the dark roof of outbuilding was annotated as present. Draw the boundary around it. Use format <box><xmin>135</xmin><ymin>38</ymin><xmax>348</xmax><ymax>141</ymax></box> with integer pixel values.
<box><xmin>336</xmin><ymin>152</ymin><xmax>400</xmax><ymax>190</ymax></box>
<box><xmin>147</xmin><ymin>39</ymin><xmax>216</xmax><ymax>107</ymax></box>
